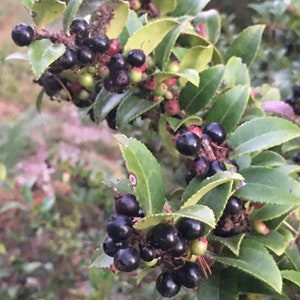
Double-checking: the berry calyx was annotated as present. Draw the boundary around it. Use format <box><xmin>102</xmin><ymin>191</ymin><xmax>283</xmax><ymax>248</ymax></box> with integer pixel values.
<box><xmin>114</xmin><ymin>193</ymin><xmax>140</xmax><ymax>217</ymax></box>
<box><xmin>224</xmin><ymin>197</ymin><xmax>243</xmax><ymax>216</ymax></box>
<box><xmin>176</xmin><ymin>131</ymin><xmax>201</xmax><ymax>156</ymax></box>
<box><xmin>107</xmin><ymin>214</ymin><xmax>133</xmax><ymax>242</ymax></box>
<box><xmin>176</xmin><ymin>218</ymin><xmax>205</xmax><ymax>240</ymax></box>
<box><xmin>114</xmin><ymin>246</ymin><xmax>140</xmax><ymax>272</ymax></box>
<box><xmin>156</xmin><ymin>270</ymin><xmax>181</xmax><ymax>298</ymax></box>
<box><xmin>127</xmin><ymin>49</ymin><xmax>146</xmax><ymax>67</ymax></box>
<box><xmin>177</xmin><ymin>261</ymin><xmax>203</xmax><ymax>288</ymax></box>
<box><xmin>11</xmin><ymin>23</ymin><xmax>34</xmax><ymax>47</ymax></box>
<box><xmin>203</xmin><ymin>122</ymin><xmax>226</xmax><ymax>145</ymax></box>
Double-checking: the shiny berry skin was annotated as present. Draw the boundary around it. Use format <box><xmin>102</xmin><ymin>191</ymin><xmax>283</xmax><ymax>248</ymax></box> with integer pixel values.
<box><xmin>191</xmin><ymin>157</ymin><xmax>209</xmax><ymax>178</ymax></box>
<box><xmin>177</xmin><ymin>261</ymin><xmax>203</xmax><ymax>288</ymax></box>
<box><xmin>11</xmin><ymin>23</ymin><xmax>34</xmax><ymax>46</ymax></box>
<box><xmin>77</xmin><ymin>47</ymin><xmax>95</xmax><ymax>65</ymax></box>
<box><xmin>79</xmin><ymin>73</ymin><xmax>94</xmax><ymax>88</ymax></box>
<box><xmin>107</xmin><ymin>38</ymin><xmax>120</xmax><ymax>56</ymax></box>
<box><xmin>107</xmin><ymin>214</ymin><xmax>133</xmax><ymax>242</ymax></box>
<box><xmin>203</xmin><ymin>122</ymin><xmax>226</xmax><ymax>145</ymax></box>
<box><xmin>208</xmin><ymin>160</ymin><xmax>227</xmax><ymax>176</ymax></box>
<box><xmin>105</xmin><ymin>107</ymin><xmax>117</xmax><ymax>129</ymax></box>
<box><xmin>102</xmin><ymin>236</ymin><xmax>123</xmax><ymax>257</ymax></box>
<box><xmin>57</xmin><ymin>48</ymin><xmax>77</xmax><ymax>69</ymax></box>
<box><xmin>108</xmin><ymin>53</ymin><xmax>127</xmax><ymax>71</ymax></box>
<box><xmin>87</xmin><ymin>34</ymin><xmax>109</xmax><ymax>53</ymax></box>
<box><xmin>129</xmin><ymin>67</ymin><xmax>143</xmax><ymax>83</ymax></box>
<box><xmin>139</xmin><ymin>245</ymin><xmax>156</xmax><ymax>262</ymax></box>
<box><xmin>224</xmin><ymin>197</ymin><xmax>243</xmax><ymax>215</ymax></box>
<box><xmin>176</xmin><ymin>132</ymin><xmax>201</xmax><ymax>156</ymax></box>
<box><xmin>147</xmin><ymin>223</ymin><xmax>179</xmax><ymax>250</ymax></box>
<box><xmin>176</xmin><ymin>218</ymin><xmax>205</xmax><ymax>240</ymax></box>
<box><xmin>37</xmin><ymin>73</ymin><xmax>62</xmax><ymax>96</ymax></box>
<box><xmin>70</xmin><ymin>18</ymin><xmax>89</xmax><ymax>36</ymax></box>
<box><xmin>168</xmin><ymin>236</ymin><xmax>187</xmax><ymax>257</ymax></box>
<box><xmin>156</xmin><ymin>270</ymin><xmax>181</xmax><ymax>298</ymax></box>
<box><xmin>115</xmin><ymin>194</ymin><xmax>140</xmax><ymax>217</ymax></box>
<box><xmin>127</xmin><ymin>49</ymin><xmax>146</xmax><ymax>67</ymax></box>
<box><xmin>114</xmin><ymin>246</ymin><xmax>140</xmax><ymax>272</ymax></box>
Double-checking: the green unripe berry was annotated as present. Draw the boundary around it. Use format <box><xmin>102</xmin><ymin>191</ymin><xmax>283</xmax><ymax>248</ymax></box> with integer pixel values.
<box><xmin>129</xmin><ymin>68</ymin><xmax>143</xmax><ymax>83</ymax></box>
<box><xmin>79</xmin><ymin>73</ymin><xmax>94</xmax><ymax>88</ymax></box>
<box><xmin>78</xmin><ymin>89</ymin><xmax>90</xmax><ymax>101</ymax></box>
<box><xmin>190</xmin><ymin>238</ymin><xmax>208</xmax><ymax>256</ymax></box>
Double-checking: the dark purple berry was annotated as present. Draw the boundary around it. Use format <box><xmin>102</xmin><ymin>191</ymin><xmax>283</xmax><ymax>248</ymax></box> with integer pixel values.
<box><xmin>107</xmin><ymin>214</ymin><xmax>133</xmax><ymax>242</ymax></box>
<box><xmin>113</xmin><ymin>69</ymin><xmax>130</xmax><ymax>87</ymax></box>
<box><xmin>37</xmin><ymin>73</ymin><xmax>62</xmax><ymax>96</ymax></box>
<box><xmin>292</xmin><ymin>85</ymin><xmax>300</xmax><ymax>98</ymax></box>
<box><xmin>11</xmin><ymin>23</ymin><xmax>34</xmax><ymax>46</ymax></box>
<box><xmin>177</xmin><ymin>261</ymin><xmax>203</xmax><ymax>288</ymax></box>
<box><xmin>203</xmin><ymin>122</ymin><xmax>226</xmax><ymax>145</ymax></box>
<box><xmin>176</xmin><ymin>132</ymin><xmax>201</xmax><ymax>156</ymax></box>
<box><xmin>156</xmin><ymin>270</ymin><xmax>181</xmax><ymax>298</ymax></box>
<box><xmin>191</xmin><ymin>157</ymin><xmax>209</xmax><ymax>178</ymax></box>
<box><xmin>77</xmin><ymin>46</ymin><xmax>95</xmax><ymax>65</ymax></box>
<box><xmin>185</xmin><ymin>169</ymin><xmax>197</xmax><ymax>184</ymax></box>
<box><xmin>147</xmin><ymin>223</ymin><xmax>179</xmax><ymax>250</ymax></box>
<box><xmin>168</xmin><ymin>236</ymin><xmax>187</xmax><ymax>257</ymax></box>
<box><xmin>224</xmin><ymin>197</ymin><xmax>243</xmax><ymax>215</ymax></box>
<box><xmin>87</xmin><ymin>34</ymin><xmax>110</xmax><ymax>53</ymax></box>
<box><xmin>102</xmin><ymin>236</ymin><xmax>123</xmax><ymax>257</ymax></box>
<box><xmin>293</xmin><ymin>151</ymin><xmax>300</xmax><ymax>163</ymax></box>
<box><xmin>127</xmin><ymin>49</ymin><xmax>146</xmax><ymax>67</ymax></box>
<box><xmin>208</xmin><ymin>160</ymin><xmax>226</xmax><ymax>176</ymax></box>
<box><xmin>58</xmin><ymin>48</ymin><xmax>77</xmax><ymax>69</ymax></box>
<box><xmin>285</xmin><ymin>95</ymin><xmax>295</xmax><ymax>106</ymax></box>
<box><xmin>139</xmin><ymin>245</ymin><xmax>156</xmax><ymax>262</ymax></box>
<box><xmin>70</xmin><ymin>18</ymin><xmax>89</xmax><ymax>36</ymax></box>
<box><xmin>114</xmin><ymin>246</ymin><xmax>140</xmax><ymax>272</ymax></box>
<box><xmin>105</xmin><ymin>107</ymin><xmax>118</xmax><ymax>130</ymax></box>
<box><xmin>176</xmin><ymin>218</ymin><xmax>205</xmax><ymax>240</ymax></box>
<box><xmin>108</xmin><ymin>53</ymin><xmax>127</xmax><ymax>71</ymax></box>
<box><xmin>115</xmin><ymin>193</ymin><xmax>140</xmax><ymax>217</ymax></box>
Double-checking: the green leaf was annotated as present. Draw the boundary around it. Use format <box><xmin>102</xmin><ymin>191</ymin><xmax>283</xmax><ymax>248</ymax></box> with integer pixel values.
<box><xmin>225</xmin><ymin>25</ymin><xmax>265</xmax><ymax>66</ymax></box>
<box><xmin>28</xmin><ymin>39</ymin><xmax>66</xmax><ymax>79</ymax></box>
<box><xmin>105</xmin><ymin>0</ymin><xmax>130</xmax><ymax>39</ymax></box>
<box><xmin>252</xmin><ymin>151</ymin><xmax>286</xmax><ymax>167</ymax></box>
<box><xmin>126</xmin><ymin>10</ymin><xmax>143</xmax><ymax>35</ymax></box>
<box><xmin>236</xmin><ymin>167</ymin><xmax>300</xmax><ymax>205</ymax></box>
<box><xmin>21</xmin><ymin>0</ymin><xmax>34</xmax><ymax>10</ymax></box>
<box><xmin>152</xmin><ymin>0</ymin><xmax>177</xmax><ymax>16</ymax></box>
<box><xmin>223</xmin><ymin>57</ymin><xmax>250</xmax><ymax>87</ymax></box>
<box><xmin>90</xmin><ymin>252</ymin><xmax>113</xmax><ymax>269</ymax></box>
<box><xmin>166</xmin><ymin>115</ymin><xmax>202</xmax><ymax>132</ymax></box>
<box><xmin>155</xmin><ymin>25</ymin><xmax>182</xmax><ymax>70</ymax></box>
<box><xmin>250</xmin><ymin>204</ymin><xmax>295</xmax><ymax>222</ymax></box>
<box><xmin>35</xmin><ymin>89</ymin><xmax>44</xmax><ymax>113</ymax></box>
<box><xmin>116</xmin><ymin>135</ymin><xmax>165</xmax><ymax>215</ymax></box>
<box><xmin>62</xmin><ymin>0</ymin><xmax>84</xmax><ymax>33</ymax></box>
<box><xmin>211</xmin><ymin>234</ymin><xmax>245</xmax><ymax>256</ymax></box>
<box><xmin>278</xmin><ymin>164</ymin><xmax>300</xmax><ymax>175</ymax></box>
<box><xmin>0</xmin><ymin>163</ymin><xmax>7</xmax><ymax>181</ymax></box>
<box><xmin>172</xmin><ymin>0</ymin><xmax>210</xmax><ymax>16</ymax></box>
<box><xmin>179</xmin><ymin>45</ymin><xmax>213</xmax><ymax>73</ymax></box>
<box><xmin>116</xmin><ymin>94</ymin><xmax>160</xmax><ymax>128</ymax></box>
<box><xmin>211</xmin><ymin>239</ymin><xmax>282</xmax><ymax>294</ymax></box>
<box><xmin>5</xmin><ymin>52</ymin><xmax>29</xmax><ymax>61</ymax></box>
<box><xmin>181</xmin><ymin>171</ymin><xmax>244</xmax><ymax>209</ymax></box>
<box><xmin>228</xmin><ymin>117</ymin><xmax>300</xmax><ymax>158</ymax></box>
<box><xmin>32</xmin><ymin>0</ymin><xmax>66</xmax><ymax>27</ymax></box>
<box><xmin>124</xmin><ymin>18</ymin><xmax>179</xmax><ymax>55</ymax></box>
<box><xmin>205</xmin><ymin>85</ymin><xmax>250</xmax><ymax>134</ymax></box>
<box><xmin>154</xmin><ymin>69</ymin><xmax>199</xmax><ymax>87</ymax></box>
<box><xmin>281</xmin><ymin>270</ymin><xmax>300</xmax><ymax>289</ymax></box>
<box><xmin>134</xmin><ymin>204</ymin><xmax>215</xmax><ymax>230</ymax></box>
<box><xmin>179</xmin><ymin>65</ymin><xmax>225</xmax><ymax>114</ymax></box>
<box><xmin>93</xmin><ymin>89</ymin><xmax>131</xmax><ymax>124</ymax></box>
<box><xmin>286</xmin><ymin>244</ymin><xmax>300</xmax><ymax>271</ymax></box>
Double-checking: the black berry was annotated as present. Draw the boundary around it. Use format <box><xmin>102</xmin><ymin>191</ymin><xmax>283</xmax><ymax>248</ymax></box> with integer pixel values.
<box><xmin>156</xmin><ymin>270</ymin><xmax>181</xmax><ymax>298</ymax></box>
<box><xmin>224</xmin><ymin>197</ymin><xmax>243</xmax><ymax>215</ymax></box>
<box><xmin>11</xmin><ymin>23</ymin><xmax>34</xmax><ymax>46</ymax></box>
<box><xmin>293</xmin><ymin>85</ymin><xmax>300</xmax><ymax>98</ymax></box>
<box><xmin>176</xmin><ymin>218</ymin><xmax>205</xmax><ymax>240</ymax></box>
<box><xmin>37</xmin><ymin>72</ymin><xmax>62</xmax><ymax>96</ymax></box>
<box><xmin>177</xmin><ymin>261</ymin><xmax>203</xmax><ymax>288</ymax></box>
<box><xmin>108</xmin><ymin>53</ymin><xmax>127</xmax><ymax>71</ymax></box>
<box><xmin>208</xmin><ymin>160</ymin><xmax>227</xmax><ymax>176</ymax></box>
<box><xmin>87</xmin><ymin>34</ymin><xmax>110</xmax><ymax>53</ymax></box>
<box><xmin>127</xmin><ymin>49</ymin><xmax>146</xmax><ymax>67</ymax></box>
<box><xmin>147</xmin><ymin>223</ymin><xmax>179</xmax><ymax>250</ymax></box>
<box><xmin>77</xmin><ymin>46</ymin><xmax>95</xmax><ymax>65</ymax></box>
<box><xmin>139</xmin><ymin>245</ymin><xmax>156</xmax><ymax>262</ymax></box>
<box><xmin>113</xmin><ymin>69</ymin><xmax>130</xmax><ymax>87</ymax></box>
<box><xmin>168</xmin><ymin>236</ymin><xmax>187</xmax><ymax>257</ymax></box>
<box><xmin>191</xmin><ymin>157</ymin><xmax>209</xmax><ymax>178</ymax></box>
<box><xmin>203</xmin><ymin>122</ymin><xmax>226</xmax><ymax>145</ymax></box>
<box><xmin>54</xmin><ymin>48</ymin><xmax>77</xmax><ymax>70</ymax></box>
<box><xmin>293</xmin><ymin>151</ymin><xmax>300</xmax><ymax>163</ymax></box>
<box><xmin>70</xmin><ymin>18</ymin><xmax>89</xmax><ymax>36</ymax></box>
<box><xmin>107</xmin><ymin>214</ymin><xmax>133</xmax><ymax>242</ymax></box>
<box><xmin>102</xmin><ymin>236</ymin><xmax>123</xmax><ymax>257</ymax></box>
<box><xmin>114</xmin><ymin>246</ymin><xmax>140</xmax><ymax>272</ymax></box>
<box><xmin>115</xmin><ymin>193</ymin><xmax>140</xmax><ymax>217</ymax></box>
<box><xmin>105</xmin><ymin>107</ymin><xmax>118</xmax><ymax>129</ymax></box>
<box><xmin>176</xmin><ymin>132</ymin><xmax>201</xmax><ymax>156</ymax></box>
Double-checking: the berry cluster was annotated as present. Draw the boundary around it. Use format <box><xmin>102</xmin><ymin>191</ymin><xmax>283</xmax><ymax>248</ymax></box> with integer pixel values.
<box><xmin>285</xmin><ymin>84</ymin><xmax>300</xmax><ymax>115</ymax></box>
<box><xmin>102</xmin><ymin>193</ymin><xmax>208</xmax><ymax>297</ymax></box>
<box><xmin>171</xmin><ymin>121</ymin><xmax>229</xmax><ymax>184</ymax></box>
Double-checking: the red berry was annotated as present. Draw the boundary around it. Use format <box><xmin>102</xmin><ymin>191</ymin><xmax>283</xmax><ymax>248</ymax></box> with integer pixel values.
<box><xmin>188</xmin><ymin>125</ymin><xmax>202</xmax><ymax>138</ymax></box>
<box><xmin>107</xmin><ymin>38</ymin><xmax>120</xmax><ymax>56</ymax></box>
<box><xmin>165</xmin><ymin>100</ymin><xmax>180</xmax><ymax>116</ymax></box>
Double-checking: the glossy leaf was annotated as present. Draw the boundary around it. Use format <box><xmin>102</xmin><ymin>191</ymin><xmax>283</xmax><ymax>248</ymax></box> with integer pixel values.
<box><xmin>126</xmin><ymin>10</ymin><xmax>143</xmax><ymax>35</ymax></box>
<box><xmin>28</xmin><ymin>39</ymin><xmax>66</xmax><ymax>79</ymax></box>
<box><xmin>281</xmin><ymin>270</ymin><xmax>300</xmax><ymax>289</ymax></box>
<box><xmin>152</xmin><ymin>0</ymin><xmax>177</xmax><ymax>16</ymax></box>
<box><xmin>236</xmin><ymin>167</ymin><xmax>300</xmax><ymax>205</ymax></box>
<box><xmin>105</xmin><ymin>0</ymin><xmax>130</xmax><ymax>39</ymax></box>
<box><xmin>205</xmin><ymin>85</ymin><xmax>250</xmax><ymax>134</ymax></box>
<box><xmin>250</xmin><ymin>204</ymin><xmax>295</xmax><ymax>222</ymax></box>
<box><xmin>62</xmin><ymin>0</ymin><xmax>84</xmax><ymax>33</ymax></box>
<box><xmin>116</xmin><ymin>94</ymin><xmax>160</xmax><ymax>128</ymax></box>
<box><xmin>172</xmin><ymin>0</ymin><xmax>210</xmax><ymax>16</ymax></box>
<box><xmin>211</xmin><ymin>234</ymin><xmax>245</xmax><ymax>256</ymax></box>
<box><xmin>134</xmin><ymin>204</ymin><xmax>215</xmax><ymax>230</ymax></box>
<box><xmin>286</xmin><ymin>244</ymin><xmax>300</xmax><ymax>271</ymax></box>
<box><xmin>181</xmin><ymin>171</ymin><xmax>243</xmax><ymax>209</ymax></box>
<box><xmin>116</xmin><ymin>135</ymin><xmax>165</xmax><ymax>215</ymax></box>
<box><xmin>179</xmin><ymin>65</ymin><xmax>225</xmax><ymax>114</ymax></box>
<box><xmin>93</xmin><ymin>89</ymin><xmax>131</xmax><ymax>124</ymax></box>
<box><xmin>211</xmin><ymin>239</ymin><xmax>282</xmax><ymax>294</ymax></box>
<box><xmin>32</xmin><ymin>0</ymin><xmax>66</xmax><ymax>27</ymax></box>
<box><xmin>225</xmin><ymin>25</ymin><xmax>265</xmax><ymax>66</ymax></box>
<box><xmin>228</xmin><ymin>117</ymin><xmax>300</xmax><ymax>158</ymax></box>
<box><xmin>166</xmin><ymin>115</ymin><xmax>202</xmax><ymax>132</ymax></box>
<box><xmin>252</xmin><ymin>151</ymin><xmax>286</xmax><ymax>167</ymax></box>
<box><xmin>223</xmin><ymin>57</ymin><xmax>250</xmax><ymax>87</ymax></box>
<box><xmin>124</xmin><ymin>19</ymin><xmax>179</xmax><ymax>55</ymax></box>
